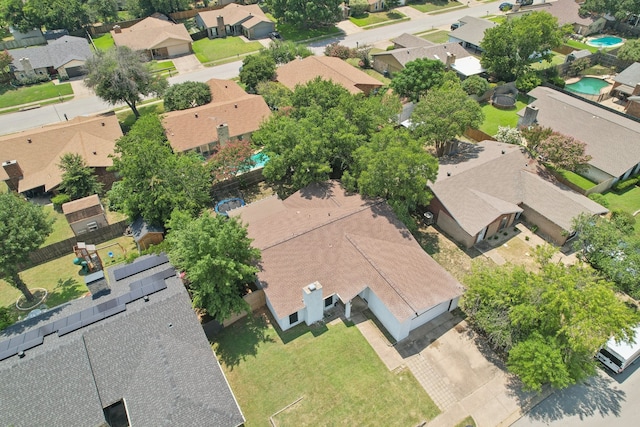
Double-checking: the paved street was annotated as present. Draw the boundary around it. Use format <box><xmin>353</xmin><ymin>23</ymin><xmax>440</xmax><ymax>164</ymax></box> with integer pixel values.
<box><xmin>0</xmin><ymin>2</ymin><xmax>503</xmax><ymax>136</ymax></box>
<box><xmin>513</xmin><ymin>364</ymin><xmax>640</xmax><ymax>427</ymax></box>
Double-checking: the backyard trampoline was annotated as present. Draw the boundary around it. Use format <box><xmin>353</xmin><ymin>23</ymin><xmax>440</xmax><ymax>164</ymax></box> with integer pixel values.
<box><xmin>215</xmin><ymin>198</ymin><xmax>245</xmax><ymax>216</ymax></box>
<box><xmin>492</xmin><ymin>83</ymin><xmax>519</xmax><ymax>109</ymax></box>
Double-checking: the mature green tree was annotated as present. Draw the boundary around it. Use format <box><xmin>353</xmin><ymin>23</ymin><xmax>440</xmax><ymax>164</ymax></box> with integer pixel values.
<box><xmin>537</xmin><ymin>132</ymin><xmax>591</xmax><ymax>172</ymax></box>
<box><xmin>343</xmin><ymin>126</ymin><xmax>438</xmax><ymax>223</ymax></box>
<box><xmin>85</xmin><ymin>46</ymin><xmax>168</xmax><ymax>118</ymax></box>
<box><xmin>108</xmin><ymin>113</ymin><xmax>211</xmax><ymax>226</ymax></box>
<box><xmin>461</xmin><ymin>75</ymin><xmax>490</xmax><ymax>97</ymax></box>
<box><xmin>266</xmin><ymin>0</ymin><xmax>341</xmax><ymax>28</ymax></box>
<box><xmin>57</xmin><ymin>153</ymin><xmax>103</xmax><ymax>200</ymax></box>
<box><xmin>390</xmin><ymin>58</ymin><xmax>445</xmax><ymax>102</ymax></box>
<box><xmin>86</xmin><ymin>0</ymin><xmax>119</xmax><ymax>24</ymax></box>
<box><xmin>256</xmin><ymin>81</ymin><xmax>292</xmax><ymax>109</ymax></box>
<box><xmin>163</xmin><ymin>81</ymin><xmax>212</xmax><ymax>111</ymax></box>
<box><xmin>0</xmin><ymin>50</ymin><xmax>12</xmax><ymax>83</ymax></box>
<box><xmin>385</xmin><ymin>0</ymin><xmax>401</xmax><ymax>10</ymax></box>
<box><xmin>239</xmin><ymin>53</ymin><xmax>276</xmax><ymax>93</ymax></box>
<box><xmin>165</xmin><ymin>210</ymin><xmax>261</xmax><ymax>321</ymax></box>
<box><xmin>618</xmin><ymin>39</ymin><xmax>640</xmax><ymax>62</ymax></box>
<box><xmin>26</xmin><ymin>0</ymin><xmax>90</xmax><ymax>32</ymax></box>
<box><xmin>580</xmin><ymin>0</ymin><xmax>640</xmax><ymax>22</ymax></box>
<box><xmin>481</xmin><ymin>11</ymin><xmax>569</xmax><ymax>81</ymax></box>
<box><xmin>521</xmin><ymin>125</ymin><xmax>553</xmax><ymax>152</ymax></box>
<box><xmin>0</xmin><ymin>0</ymin><xmax>39</xmax><ymax>32</ymax></box>
<box><xmin>264</xmin><ymin>40</ymin><xmax>313</xmax><ymax>64</ymax></box>
<box><xmin>463</xmin><ymin>246</ymin><xmax>639</xmax><ymax>392</ymax></box>
<box><xmin>125</xmin><ymin>0</ymin><xmax>190</xmax><ymax>17</ymax></box>
<box><xmin>0</xmin><ymin>193</ymin><xmax>52</xmax><ymax>302</ymax></box>
<box><xmin>349</xmin><ymin>0</ymin><xmax>368</xmax><ymax>16</ymax></box>
<box><xmin>290</xmin><ymin>76</ymin><xmax>351</xmax><ymax>111</ymax></box>
<box><xmin>411</xmin><ymin>73</ymin><xmax>484</xmax><ymax>156</ymax></box>
<box><xmin>208</xmin><ymin>140</ymin><xmax>255</xmax><ymax>182</ymax></box>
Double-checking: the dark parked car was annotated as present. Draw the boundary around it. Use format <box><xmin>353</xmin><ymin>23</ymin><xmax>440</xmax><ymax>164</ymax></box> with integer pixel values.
<box><xmin>499</xmin><ymin>2</ymin><xmax>513</xmax><ymax>11</ymax></box>
<box><xmin>450</xmin><ymin>22</ymin><xmax>461</xmax><ymax>31</ymax></box>
<box><xmin>516</xmin><ymin>0</ymin><xmax>534</xmax><ymax>5</ymax></box>
<box><xmin>268</xmin><ymin>31</ymin><xmax>282</xmax><ymax>41</ymax></box>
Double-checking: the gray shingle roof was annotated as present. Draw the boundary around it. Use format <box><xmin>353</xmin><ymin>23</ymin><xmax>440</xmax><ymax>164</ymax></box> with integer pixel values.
<box><xmin>372</xmin><ymin>42</ymin><xmax>471</xmax><ymax>67</ymax></box>
<box><xmin>432</xmin><ymin>141</ymin><xmax>607</xmax><ymax>236</ymax></box>
<box><xmin>0</xmin><ymin>255</ymin><xmax>244</xmax><ymax>427</ymax></box>
<box><xmin>614</xmin><ymin>62</ymin><xmax>640</xmax><ymax>87</ymax></box>
<box><xmin>391</xmin><ymin>33</ymin><xmax>434</xmax><ymax>48</ymax></box>
<box><xmin>447</xmin><ymin>16</ymin><xmax>496</xmax><ymax>46</ymax></box>
<box><xmin>525</xmin><ymin>86</ymin><xmax>640</xmax><ymax>177</ymax></box>
<box><xmin>8</xmin><ymin>35</ymin><xmax>93</xmax><ymax>71</ymax></box>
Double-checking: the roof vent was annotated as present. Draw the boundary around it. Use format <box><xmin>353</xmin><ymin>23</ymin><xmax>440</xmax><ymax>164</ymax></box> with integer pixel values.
<box><xmin>101</xmin><ymin>122</ymin><xmax>105</xmax><ymax>126</ymax></box>
<box><xmin>18</xmin><ymin>350</ymin><xmax>25</xmax><ymax>358</ymax></box>
<box><xmin>234</xmin><ymin>104</ymin><xmax>238</xmax><ymax>108</ymax></box>
<box><xmin>501</xmin><ymin>150</ymin><xmax>505</xmax><ymax>154</ymax></box>
<box><xmin>27</xmin><ymin>138</ymin><xmax>32</xmax><ymax>143</ymax></box>
<box><xmin>143</xmin><ymin>295</ymin><xmax>149</xmax><ymax>302</ymax></box>
<box><xmin>447</xmin><ymin>172</ymin><xmax>451</xmax><ymax>176</ymax></box>
<box><xmin>93</xmin><ymin>151</ymin><xmax>97</xmax><ymax>155</ymax></box>
<box><xmin>195</xmin><ymin>113</ymin><xmax>198</xmax><ymax>118</ymax></box>
<box><xmin>308</xmin><ymin>283</ymin><xmax>316</xmax><ymax>291</ymax></box>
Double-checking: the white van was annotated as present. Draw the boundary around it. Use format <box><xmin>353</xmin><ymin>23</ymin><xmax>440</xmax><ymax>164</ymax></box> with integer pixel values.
<box><xmin>596</xmin><ymin>326</ymin><xmax>640</xmax><ymax>374</ymax></box>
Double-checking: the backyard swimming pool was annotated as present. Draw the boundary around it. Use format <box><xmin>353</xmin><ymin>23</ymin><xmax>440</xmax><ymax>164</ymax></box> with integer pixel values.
<box><xmin>251</xmin><ymin>152</ymin><xmax>269</xmax><ymax>168</ymax></box>
<box><xmin>565</xmin><ymin>77</ymin><xmax>610</xmax><ymax>95</ymax></box>
<box><xmin>587</xmin><ymin>36</ymin><xmax>624</xmax><ymax>48</ymax></box>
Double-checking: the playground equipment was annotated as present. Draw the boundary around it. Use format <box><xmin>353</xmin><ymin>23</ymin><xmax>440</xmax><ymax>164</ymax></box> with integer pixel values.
<box><xmin>72</xmin><ymin>242</ymin><xmax>103</xmax><ymax>274</ymax></box>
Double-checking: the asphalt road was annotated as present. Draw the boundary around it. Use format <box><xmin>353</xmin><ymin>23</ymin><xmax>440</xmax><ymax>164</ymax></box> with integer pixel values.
<box><xmin>512</xmin><ymin>363</ymin><xmax>640</xmax><ymax>426</ymax></box>
<box><xmin>0</xmin><ymin>3</ymin><xmax>503</xmax><ymax>136</ymax></box>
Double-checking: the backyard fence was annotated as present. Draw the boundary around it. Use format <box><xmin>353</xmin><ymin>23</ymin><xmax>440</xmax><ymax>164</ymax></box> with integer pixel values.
<box><xmin>88</xmin><ymin>18</ymin><xmax>145</xmax><ymax>35</ymax></box>
<box><xmin>26</xmin><ymin>220</ymin><xmax>129</xmax><ymax>267</ymax></box>
<box><xmin>212</xmin><ymin>168</ymin><xmax>266</xmax><ymax>198</ymax></box>
<box><xmin>464</xmin><ymin>128</ymin><xmax>495</xmax><ymax>143</ymax></box>
<box><xmin>0</xmin><ymin>35</ymin><xmax>46</xmax><ymax>50</ymax></box>
<box><xmin>169</xmin><ymin>5</ymin><xmax>224</xmax><ymax>21</ymax></box>
<box><xmin>190</xmin><ymin>29</ymin><xmax>209</xmax><ymax>41</ymax></box>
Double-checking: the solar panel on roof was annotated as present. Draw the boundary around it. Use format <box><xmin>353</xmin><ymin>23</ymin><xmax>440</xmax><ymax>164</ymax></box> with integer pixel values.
<box><xmin>129</xmin><ymin>268</ymin><xmax>175</xmax><ymax>291</ymax></box>
<box><xmin>113</xmin><ymin>254</ymin><xmax>169</xmax><ymax>281</ymax></box>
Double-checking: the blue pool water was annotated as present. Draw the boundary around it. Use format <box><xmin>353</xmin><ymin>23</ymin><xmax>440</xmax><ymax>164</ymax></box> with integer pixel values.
<box><xmin>251</xmin><ymin>152</ymin><xmax>269</xmax><ymax>168</ymax></box>
<box><xmin>587</xmin><ymin>36</ymin><xmax>623</xmax><ymax>47</ymax></box>
<box><xmin>565</xmin><ymin>77</ymin><xmax>609</xmax><ymax>95</ymax></box>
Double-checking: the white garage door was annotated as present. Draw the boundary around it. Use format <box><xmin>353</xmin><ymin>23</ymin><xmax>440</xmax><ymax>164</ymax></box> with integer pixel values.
<box><xmin>410</xmin><ymin>300</ymin><xmax>451</xmax><ymax>330</ymax></box>
<box><xmin>166</xmin><ymin>43</ymin><xmax>190</xmax><ymax>57</ymax></box>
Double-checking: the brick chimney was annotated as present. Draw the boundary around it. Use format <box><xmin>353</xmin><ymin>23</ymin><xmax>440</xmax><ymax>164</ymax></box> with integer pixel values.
<box><xmin>216</xmin><ymin>16</ymin><xmax>226</xmax><ymax>37</ymax></box>
<box><xmin>519</xmin><ymin>105</ymin><xmax>539</xmax><ymax>128</ymax></box>
<box><xmin>2</xmin><ymin>160</ymin><xmax>23</xmax><ymax>192</ymax></box>
<box><xmin>19</xmin><ymin>58</ymin><xmax>35</xmax><ymax>78</ymax></box>
<box><xmin>217</xmin><ymin>123</ymin><xmax>230</xmax><ymax>147</ymax></box>
<box><xmin>445</xmin><ymin>52</ymin><xmax>456</xmax><ymax>69</ymax></box>
<box><xmin>113</xmin><ymin>25</ymin><xmax>121</xmax><ymax>34</ymax></box>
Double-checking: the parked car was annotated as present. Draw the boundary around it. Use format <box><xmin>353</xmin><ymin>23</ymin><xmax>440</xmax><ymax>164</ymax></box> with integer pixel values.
<box><xmin>516</xmin><ymin>0</ymin><xmax>533</xmax><ymax>5</ymax></box>
<box><xmin>499</xmin><ymin>2</ymin><xmax>513</xmax><ymax>11</ymax></box>
<box><xmin>268</xmin><ymin>31</ymin><xmax>282</xmax><ymax>41</ymax></box>
<box><xmin>450</xmin><ymin>22</ymin><xmax>461</xmax><ymax>31</ymax></box>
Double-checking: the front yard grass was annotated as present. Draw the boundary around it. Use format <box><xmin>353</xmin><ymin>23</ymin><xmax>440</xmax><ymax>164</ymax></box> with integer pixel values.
<box><xmin>116</xmin><ymin>102</ymin><xmax>164</xmax><ymax>131</ymax></box>
<box><xmin>214</xmin><ymin>314</ymin><xmax>440</xmax><ymax>426</ymax></box>
<box><xmin>192</xmin><ymin>37</ymin><xmax>262</xmax><ymax>64</ymax></box>
<box><xmin>349</xmin><ymin>11</ymin><xmax>406</xmax><ymax>27</ymax></box>
<box><xmin>91</xmin><ymin>33</ymin><xmax>114</xmax><ymax>51</ymax></box>
<box><xmin>0</xmin><ymin>82</ymin><xmax>73</xmax><ymax>109</ymax></box>
<box><xmin>478</xmin><ymin>96</ymin><xmax>528</xmax><ymax>137</ymax></box>
<box><xmin>275</xmin><ymin>22</ymin><xmax>341</xmax><ymax>42</ymax></box>
<box><xmin>419</xmin><ymin>30</ymin><xmax>450</xmax><ymax>44</ymax></box>
<box><xmin>409</xmin><ymin>0</ymin><xmax>463</xmax><ymax>13</ymax></box>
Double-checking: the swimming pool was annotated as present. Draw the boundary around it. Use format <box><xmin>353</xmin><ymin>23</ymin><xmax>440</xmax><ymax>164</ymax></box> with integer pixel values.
<box><xmin>251</xmin><ymin>152</ymin><xmax>269</xmax><ymax>168</ymax></box>
<box><xmin>587</xmin><ymin>36</ymin><xmax>624</xmax><ymax>48</ymax></box>
<box><xmin>565</xmin><ymin>77</ymin><xmax>610</xmax><ymax>95</ymax></box>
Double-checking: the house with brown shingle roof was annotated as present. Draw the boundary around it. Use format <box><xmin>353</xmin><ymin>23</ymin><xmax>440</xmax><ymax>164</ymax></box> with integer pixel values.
<box><xmin>162</xmin><ymin>79</ymin><xmax>271</xmax><ymax>156</ymax></box>
<box><xmin>229</xmin><ymin>180</ymin><xmax>463</xmax><ymax>342</ymax></box>
<box><xmin>276</xmin><ymin>56</ymin><xmax>383</xmax><ymax>95</ymax></box>
<box><xmin>195</xmin><ymin>3</ymin><xmax>275</xmax><ymax>40</ymax></box>
<box><xmin>111</xmin><ymin>14</ymin><xmax>192</xmax><ymax>59</ymax></box>
<box><xmin>519</xmin><ymin>86</ymin><xmax>640</xmax><ymax>191</ymax></box>
<box><xmin>0</xmin><ymin>113</ymin><xmax>121</xmax><ymax>195</ymax></box>
<box><xmin>428</xmin><ymin>141</ymin><xmax>608</xmax><ymax>248</ymax></box>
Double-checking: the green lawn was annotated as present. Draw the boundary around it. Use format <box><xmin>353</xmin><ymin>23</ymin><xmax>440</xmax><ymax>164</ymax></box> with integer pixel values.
<box><xmin>553</xmin><ymin>168</ymin><xmax>597</xmax><ymax>190</ymax></box>
<box><xmin>419</xmin><ymin>30</ymin><xmax>451</xmax><ymax>44</ymax></box>
<box><xmin>409</xmin><ymin>0</ymin><xmax>462</xmax><ymax>13</ymax></box>
<box><xmin>565</xmin><ymin>39</ymin><xmax>599</xmax><ymax>54</ymax></box>
<box><xmin>478</xmin><ymin>96</ymin><xmax>528</xmax><ymax>136</ymax></box>
<box><xmin>0</xmin><ymin>82</ymin><xmax>73</xmax><ymax>109</ymax></box>
<box><xmin>214</xmin><ymin>315</ymin><xmax>440</xmax><ymax>426</ymax></box>
<box><xmin>92</xmin><ymin>33</ymin><xmax>114</xmax><ymax>51</ymax></box>
<box><xmin>275</xmin><ymin>22</ymin><xmax>342</xmax><ymax>42</ymax></box>
<box><xmin>349</xmin><ymin>11</ymin><xmax>406</xmax><ymax>27</ymax></box>
<box><xmin>192</xmin><ymin>37</ymin><xmax>262</xmax><ymax>64</ymax></box>
<box><xmin>150</xmin><ymin>60</ymin><xmax>177</xmax><ymax>77</ymax></box>
<box><xmin>346</xmin><ymin>58</ymin><xmax>391</xmax><ymax>84</ymax></box>
<box><xmin>488</xmin><ymin>15</ymin><xmax>506</xmax><ymax>24</ymax></box>
<box><xmin>530</xmin><ymin>53</ymin><xmax>566</xmax><ymax>71</ymax></box>
<box><xmin>603</xmin><ymin>186</ymin><xmax>640</xmax><ymax>213</ymax></box>
<box><xmin>116</xmin><ymin>102</ymin><xmax>164</xmax><ymax>131</ymax></box>
<box><xmin>41</xmin><ymin>205</ymin><xmax>74</xmax><ymax>247</ymax></box>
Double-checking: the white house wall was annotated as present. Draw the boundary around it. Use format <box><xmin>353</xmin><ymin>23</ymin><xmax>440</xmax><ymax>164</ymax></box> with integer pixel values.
<box><xmin>359</xmin><ymin>288</ymin><xmax>406</xmax><ymax>342</ymax></box>
<box><xmin>410</xmin><ymin>298</ymin><xmax>458</xmax><ymax>330</ymax></box>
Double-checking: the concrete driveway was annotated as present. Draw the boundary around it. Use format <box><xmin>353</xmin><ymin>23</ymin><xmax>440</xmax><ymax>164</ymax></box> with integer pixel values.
<box><xmin>172</xmin><ymin>54</ymin><xmax>204</xmax><ymax>74</ymax></box>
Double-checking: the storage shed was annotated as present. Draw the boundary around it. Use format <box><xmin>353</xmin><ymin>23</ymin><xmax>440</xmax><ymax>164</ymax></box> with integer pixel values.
<box><xmin>130</xmin><ymin>217</ymin><xmax>164</xmax><ymax>251</ymax></box>
<box><xmin>62</xmin><ymin>194</ymin><xmax>108</xmax><ymax>236</ymax></box>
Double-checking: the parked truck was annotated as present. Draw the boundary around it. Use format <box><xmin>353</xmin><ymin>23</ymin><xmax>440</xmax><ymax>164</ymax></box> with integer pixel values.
<box><xmin>596</xmin><ymin>326</ymin><xmax>640</xmax><ymax>374</ymax></box>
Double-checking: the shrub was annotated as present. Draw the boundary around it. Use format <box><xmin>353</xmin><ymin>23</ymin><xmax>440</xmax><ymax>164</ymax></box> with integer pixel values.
<box><xmin>51</xmin><ymin>193</ymin><xmax>71</xmax><ymax>211</ymax></box>
<box><xmin>324</xmin><ymin>42</ymin><xmax>358</xmax><ymax>60</ymax></box>
<box><xmin>495</xmin><ymin>126</ymin><xmax>523</xmax><ymax>145</ymax></box>
<box><xmin>548</xmin><ymin>76</ymin><xmax>565</xmax><ymax>88</ymax></box>
<box><xmin>349</xmin><ymin>0</ymin><xmax>369</xmax><ymax>16</ymax></box>
<box><xmin>163</xmin><ymin>81</ymin><xmax>212</xmax><ymax>111</ymax></box>
<box><xmin>462</xmin><ymin>75</ymin><xmax>490</xmax><ymax>97</ymax></box>
<box><xmin>386</xmin><ymin>45</ymin><xmax>396</xmax><ymax>51</ymax></box>
<box><xmin>515</xmin><ymin>73</ymin><xmax>542</xmax><ymax>92</ymax></box>
<box><xmin>588</xmin><ymin>193</ymin><xmax>610</xmax><ymax>208</ymax></box>
<box><xmin>611</xmin><ymin>209</ymin><xmax>636</xmax><ymax>235</ymax></box>
<box><xmin>613</xmin><ymin>177</ymin><xmax>639</xmax><ymax>192</ymax></box>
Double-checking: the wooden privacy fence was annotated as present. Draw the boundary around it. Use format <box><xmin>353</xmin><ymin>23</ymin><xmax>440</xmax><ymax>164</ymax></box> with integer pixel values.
<box><xmin>212</xmin><ymin>168</ymin><xmax>265</xmax><ymax>197</ymax></box>
<box><xmin>169</xmin><ymin>5</ymin><xmax>224</xmax><ymax>21</ymax></box>
<box><xmin>27</xmin><ymin>221</ymin><xmax>129</xmax><ymax>267</ymax></box>
<box><xmin>465</xmin><ymin>127</ymin><xmax>495</xmax><ymax>142</ymax></box>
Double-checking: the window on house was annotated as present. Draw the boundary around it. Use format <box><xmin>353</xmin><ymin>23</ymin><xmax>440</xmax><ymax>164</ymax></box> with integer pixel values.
<box><xmin>324</xmin><ymin>296</ymin><xmax>333</xmax><ymax>307</ymax></box>
<box><xmin>103</xmin><ymin>399</ymin><xmax>130</xmax><ymax>427</ymax></box>
<box><xmin>289</xmin><ymin>312</ymin><xmax>298</xmax><ymax>325</ymax></box>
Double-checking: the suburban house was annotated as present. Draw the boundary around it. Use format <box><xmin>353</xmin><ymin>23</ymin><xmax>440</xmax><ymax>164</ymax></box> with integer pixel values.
<box><xmin>518</xmin><ymin>86</ymin><xmax>640</xmax><ymax>192</ymax></box>
<box><xmin>0</xmin><ymin>255</ymin><xmax>245</xmax><ymax>427</ymax></box>
<box><xmin>448</xmin><ymin>16</ymin><xmax>497</xmax><ymax>52</ymax></box>
<box><xmin>162</xmin><ymin>78</ymin><xmax>271</xmax><ymax>156</ymax></box>
<box><xmin>371</xmin><ymin>36</ymin><xmax>485</xmax><ymax>78</ymax></box>
<box><xmin>427</xmin><ymin>141</ymin><xmax>608</xmax><ymax>248</ymax></box>
<box><xmin>62</xmin><ymin>194</ymin><xmax>108</xmax><ymax>236</ymax></box>
<box><xmin>195</xmin><ymin>3</ymin><xmax>275</xmax><ymax>39</ymax></box>
<box><xmin>507</xmin><ymin>0</ymin><xmax>607</xmax><ymax>36</ymax></box>
<box><xmin>365</xmin><ymin>0</ymin><xmax>407</xmax><ymax>12</ymax></box>
<box><xmin>229</xmin><ymin>181</ymin><xmax>463</xmax><ymax>342</ymax></box>
<box><xmin>610</xmin><ymin>62</ymin><xmax>640</xmax><ymax>118</ymax></box>
<box><xmin>111</xmin><ymin>14</ymin><xmax>192</xmax><ymax>59</ymax></box>
<box><xmin>275</xmin><ymin>55</ymin><xmax>384</xmax><ymax>95</ymax></box>
<box><xmin>8</xmin><ymin>35</ymin><xmax>93</xmax><ymax>81</ymax></box>
<box><xmin>0</xmin><ymin>113</ymin><xmax>121</xmax><ymax>196</ymax></box>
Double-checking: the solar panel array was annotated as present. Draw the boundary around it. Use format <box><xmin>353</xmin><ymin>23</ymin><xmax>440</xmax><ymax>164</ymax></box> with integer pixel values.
<box><xmin>0</xmin><ymin>267</ymin><xmax>175</xmax><ymax>361</ymax></box>
<box><xmin>113</xmin><ymin>254</ymin><xmax>169</xmax><ymax>282</ymax></box>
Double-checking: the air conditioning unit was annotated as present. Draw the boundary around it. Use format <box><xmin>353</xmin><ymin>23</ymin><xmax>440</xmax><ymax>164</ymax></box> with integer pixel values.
<box><xmin>423</xmin><ymin>212</ymin><xmax>434</xmax><ymax>225</ymax></box>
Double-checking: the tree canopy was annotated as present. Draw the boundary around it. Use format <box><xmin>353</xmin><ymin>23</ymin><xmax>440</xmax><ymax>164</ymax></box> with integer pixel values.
<box><xmin>389</xmin><ymin>58</ymin><xmax>445</xmax><ymax>102</ymax></box>
<box><xmin>263</xmin><ymin>40</ymin><xmax>313</xmax><ymax>64</ymax></box>
<box><xmin>165</xmin><ymin>210</ymin><xmax>261</xmax><ymax>321</ymax></box>
<box><xmin>107</xmin><ymin>113</ymin><xmax>211</xmax><ymax>226</ymax></box>
<box><xmin>208</xmin><ymin>140</ymin><xmax>255</xmax><ymax>182</ymax></box>
<box><xmin>0</xmin><ymin>50</ymin><xmax>12</xmax><ymax>83</ymax></box>
<box><xmin>265</xmin><ymin>0</ymin><xmax>341</xmax><ymax>28</ymax></box>
<box><xmin>463</xmin><ymin>246</ymin><xmax>639</xmax><ymax>391</ymax></box>
<box><xmin>618</xmin><ymin>39</ymin><xmax>640</xmax><ymax>62</ymax></box>
<box><xmin>411</xmin><ymin>73</ymin><xmax>484</xmax><ymax>156</ymax></box>
<box><xmin>481</xmin><ymin>11</ymin><xmax>569</xmax><ymax>81</ymax></box>
<box><xmin>0</xmin><ymin>193</ymin><xmax>52</xmax><ymax>302</ymax></box>
<box><xmin>256</xmin><ymin>81</ymin><xmax>292</xmax><ymax>110</ymax></box>
<box><xmin>239</xmin><ymin>53</ymin><xmax>276</xmax><ymax>93</ymax></box>
<box><xmin>536</xmin><ymin>132</ymin><xmax>591</xmax><ymax>172</ymax></box>
<box><xmin>57</xmin><ymin>153</ymin><xmax>103</xmax><ymax>200</ymax></box>
<box><xmin>163</xmin><ymin>81</ymin><xmax>212</xmax><ymax>112</ymax></box>
<box><xmin>125</xmin><ymin>0</ymin><xmax>190</xmax><ymax>18</ymax></box>
<box><xmin>580</xmin><ymin>0</ymin><xmax>640</xmax><ymax>22</ymax></box>
<box><xmin>84</xmin><ymin>46</ymin><xmax>168</xmax><ymax>118</ymax></box>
